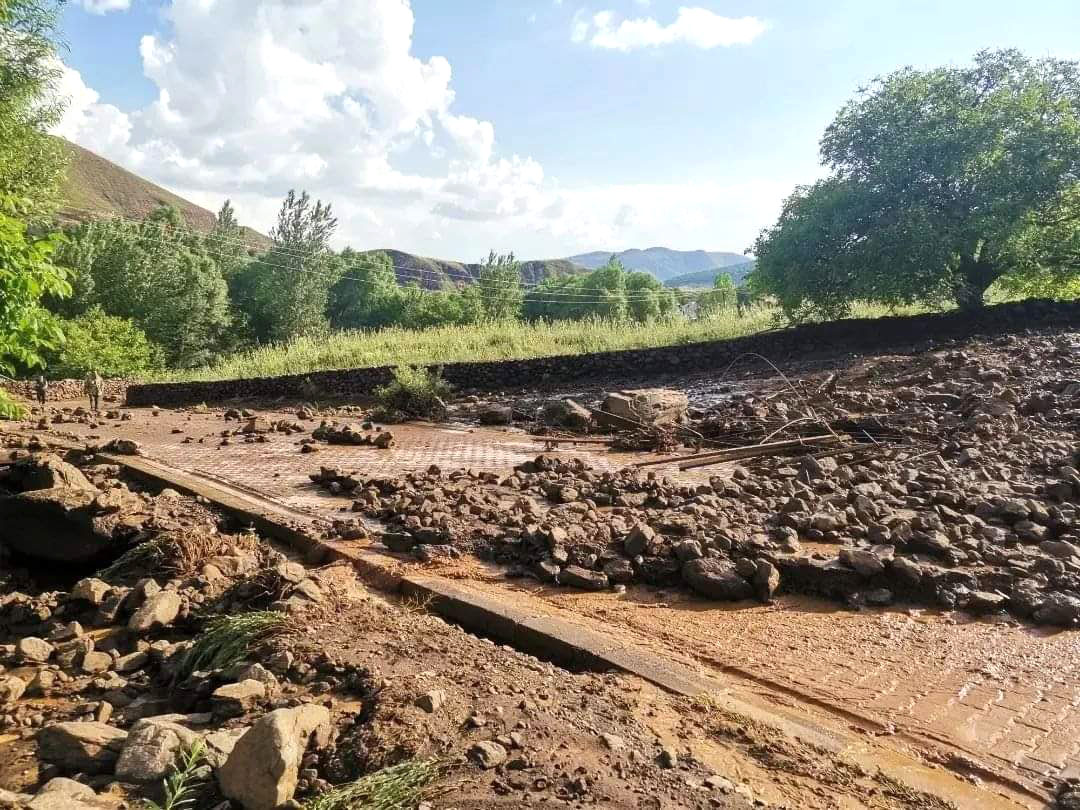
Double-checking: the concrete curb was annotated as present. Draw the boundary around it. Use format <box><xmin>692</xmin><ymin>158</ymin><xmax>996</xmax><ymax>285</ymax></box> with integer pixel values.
<box><xmin>2</xmin><ymin>430</ymin><xmax>1043</xmax><ymax>808</ymax></box>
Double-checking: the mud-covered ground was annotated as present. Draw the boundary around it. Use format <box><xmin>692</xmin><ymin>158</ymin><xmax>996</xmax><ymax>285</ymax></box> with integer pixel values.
<box><xmin>0</xmin><ymin>453</ymin><xmax>974</xmax><ymax>810</ymax></box>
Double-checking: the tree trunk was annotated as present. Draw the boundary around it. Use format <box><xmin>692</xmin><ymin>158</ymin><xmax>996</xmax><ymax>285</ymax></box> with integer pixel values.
<box><xmin>953</xmin><ymin>257</ymin><xmax>999</xmax><ymax>311</ymax></box>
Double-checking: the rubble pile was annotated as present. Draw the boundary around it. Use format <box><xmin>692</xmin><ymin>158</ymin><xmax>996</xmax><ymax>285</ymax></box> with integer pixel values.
<box><xmin>310</xmin><ymin>421</ymin><xmax>395</xmax><ymax>449</ymax></box>
<box><xmin>313</xmin><ymin>331</ymin><xmax>1080</xmax><ymax>625</ymax></box>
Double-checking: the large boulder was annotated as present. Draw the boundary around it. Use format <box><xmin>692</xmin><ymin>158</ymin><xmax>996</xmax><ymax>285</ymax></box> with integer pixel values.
<box><xmin>0</xmin><ymin>485</ymin><xmax>145</xmax><ymax>563</ymax></box>
<box><xmin>6</xmin><ymin>454</ymin><xmax>95</xmax><ymax>492</ymax></box>
<box><xmin>601</xmin><ymin>388</ymin><xmax>688</xmax><ymax>427</ymax></box>
<box><xmin>36</xmin><ymin>722</ymin><xmax>128</xmax><ymax>774</ymax></box>
<box><xmin>681</xmin><ymin>558</ymin><xmax>754</xmax><ymax>601</ymax></box>
<box><xmin>542</xmin><ymin>399</ymin><xmax>593</xmax><ymax>430</ymax></box>
<box><xmin>217</xmin><ymin>705</ymin><xmax>330</xmax><ymax>810</ymax></box>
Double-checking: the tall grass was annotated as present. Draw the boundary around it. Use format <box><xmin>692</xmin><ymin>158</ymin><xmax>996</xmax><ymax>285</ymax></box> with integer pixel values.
<box><xmin>152</xmin><ymin>301</ymin><xmax>943</xmax><ymax>384</ymax></box>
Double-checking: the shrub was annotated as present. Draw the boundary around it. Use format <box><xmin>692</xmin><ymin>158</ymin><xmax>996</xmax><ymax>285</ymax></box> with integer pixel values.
<box><xmin>47</xmin><ymin>306</ymin><xmax>161</xmax><ymax>378</ymax></box>
<box><xmin>372</xmin><ymin>365</ymin><xmax>452</xmax><ymax>421</ymax></box>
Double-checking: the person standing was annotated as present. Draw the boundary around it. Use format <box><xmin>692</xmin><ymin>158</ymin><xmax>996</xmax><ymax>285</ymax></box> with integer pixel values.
<box><xmin>84</xmin><ymin>370</ymin><xmax>103</xmax><ymax>411</ymax></box>
<box><xmin>34</xmin><ymin>374</ymin><xmax>48</xmax><ymax>408</ymax></box>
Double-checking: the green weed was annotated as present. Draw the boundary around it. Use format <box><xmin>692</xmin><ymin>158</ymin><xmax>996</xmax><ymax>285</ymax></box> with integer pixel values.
<box><xmin>303</xmin><ymin>759</ymin><xmax>441</xmax><ymax>810</ymax></box>
<box><xmin>176</xmin><ymin>611</ymin><xmax>289</xmax><ymax>681</ymax></box>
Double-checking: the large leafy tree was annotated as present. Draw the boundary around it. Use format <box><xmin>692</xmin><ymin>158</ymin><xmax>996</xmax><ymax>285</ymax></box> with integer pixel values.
<box><xmin>472</xmin><ymin>250</ymin><xmax>523</xmax><ymax>322</ymax></box>
<box><xmin>0</xmin><ymin>0</ymin><xmax>68</xmax><ymax>220</ymax></box>
<box><xmin>232</xmin><ymin>189</ymin><xmax>341</xmax><ymax>343</ymax></box>
<box><xmin>327</xmin><ymin>250</ymin><xmax>403</xmax><ymax>330</ymax></box>
<box><xmin>55</xmin><ymin>207</ymin><xmax>232</xmax><ymax>368</ymax></box>
<box><xmin>752</xmin><ymin>50</ymin><xmax>1080</xmax><ymax>318</ymax></box>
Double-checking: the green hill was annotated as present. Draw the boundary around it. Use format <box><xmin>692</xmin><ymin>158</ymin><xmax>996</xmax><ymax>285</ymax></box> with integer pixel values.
<box><xmin>664</xmin><ymin>261</ymin><xmax>755</xmax><ymax>288</ymax></box>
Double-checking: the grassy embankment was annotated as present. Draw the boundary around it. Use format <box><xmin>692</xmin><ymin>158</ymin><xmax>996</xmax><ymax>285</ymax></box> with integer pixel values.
<box><xmin>154</xmin><ymin>302</ymin><xmax>928</xmax><ymax>383</ymax></box>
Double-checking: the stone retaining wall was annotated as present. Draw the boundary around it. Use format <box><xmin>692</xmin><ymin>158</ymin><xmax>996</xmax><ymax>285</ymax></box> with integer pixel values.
<box><xmin>126</xmin><ymin>298</ymin><xmax>1080</xmax><ymax>407</ymax></box>
<box><xmin>2</xmin><ymin>378</ymin><xmax>129</xmax><ymax>403</ymax></box>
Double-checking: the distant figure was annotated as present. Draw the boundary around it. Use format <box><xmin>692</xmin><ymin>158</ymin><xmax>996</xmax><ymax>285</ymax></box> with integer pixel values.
<box><xmin>84</xmin><ymin>370</ymin><xmax>103</xmax><ymax>411</ymax></box>
<box><xmin>736</xmin><ymin>288</ymin><xmax>752</xmax><ymax>318</ymax></box>
<box><xmin>34</xmin><ymin>374</ymin><xmax>48</xmax><ymax>407</ymax></box>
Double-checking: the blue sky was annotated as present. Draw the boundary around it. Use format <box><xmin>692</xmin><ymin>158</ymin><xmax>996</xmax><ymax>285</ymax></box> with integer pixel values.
<box><xmin>54</xmin><ymin>0</ymin><xmax>1080</xmax><ymax>260</ymax></box>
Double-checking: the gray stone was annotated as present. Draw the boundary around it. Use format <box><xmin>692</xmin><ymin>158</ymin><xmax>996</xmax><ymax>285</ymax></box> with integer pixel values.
<box><xmin>839</xmin><ymin>548</ymin><xmax>885</xmax><ymax>577</ymax></box>
<box><xmin>115</xmin><ymin>717</ymin><xmax>200</xmax><ymax>783</ymax></box>
<box><xmin>415</xmin><ymin>689</ymin><xmax>446</xmax><ymax>713</ymax></box>
<box><xmin>27</xmin><ymin>777</ymin><xmax>119</xmax><ymax>810</ymax></box>
<box><xmin>753</xmin><ymin>560</ymin><xmax>781</xmax><ymax>603</ymax></box>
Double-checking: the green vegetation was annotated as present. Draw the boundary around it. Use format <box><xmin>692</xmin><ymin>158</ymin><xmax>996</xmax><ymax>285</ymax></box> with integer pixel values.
<box><xmin>373</xmin><ymin>365</ymin><xmax>453</xmax><ymax>420</ymax></box>
<box><xmin>143</xmin><ymin>740</ymin><xmax>209</xmax><ymax>810</ymax></box>
<box><xmin>155</xmin><ymin>302</ymin><xmax>804</xmax><ymax>383</ymax></box>
<box><xmin>303</xmin><ymin>759</ymin><xmax>440</xmax><ymax>810</ymax></box>
<box><xmin>46</xmin><ymin>306</ymin><xmax>160</xmax><ymax>378</ymax></box>
<box><xmin>176</xmin><ymin>611</ymin><xmax>289</xmax><ymax>681</ymax></box>
<box><xmin>752</xmin><ymin>49</ymin><xmax>1080</xmax><ymax>319</ymax></box>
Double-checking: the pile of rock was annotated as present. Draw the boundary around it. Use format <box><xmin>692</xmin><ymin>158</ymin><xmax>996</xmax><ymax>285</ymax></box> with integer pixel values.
<box><xmin>311</xmin><ymin>421</ymin><xmax>394</xmax><ymax>449</ymax></box>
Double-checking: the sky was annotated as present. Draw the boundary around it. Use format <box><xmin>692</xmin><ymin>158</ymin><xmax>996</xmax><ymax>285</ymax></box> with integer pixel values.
<box><xmin>53</xmin><ymin>0</ymin><xmax>1080</xmax><ymax>262</ymax></box>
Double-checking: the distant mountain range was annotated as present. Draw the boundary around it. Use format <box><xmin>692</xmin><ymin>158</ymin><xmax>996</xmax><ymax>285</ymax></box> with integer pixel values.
<box><xmin>566</xmin><ymin>247</ymin><xmax>751</xmax><ymax>282</ymax></box>
<box><xmin>58</xmin><ymin>142</ymin><xmax>750</xmax><ymax>290</ymax></box>
<box><xmin>663</xmin><ymin>261</ymin><xmax>755</xmax><ymax>288</ymax></box>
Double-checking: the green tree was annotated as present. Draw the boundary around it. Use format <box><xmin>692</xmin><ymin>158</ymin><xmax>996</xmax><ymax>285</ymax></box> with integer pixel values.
<box><xmin>232</xmin><ymin>190</ymin><xmax>341</xmax><ymax>343</ymax></box>
<box><xmin>625</xmin><ymin>271</ymin><xmax>677</xmax><ymax>322</ymax></box>
<box><xmin>473</xmin><ymin>251</ymin><xmax>523</xmax><ymax>321</ymax></box>
<box><xmin>0</xmin><ymin>198</ymin><xmax>69</xmax><ymax>416</ymax></box>
<box><xmin>327</xmin><ymin>250</ymin><xmax>403</xmax><ymax>330</ymax></box>
<box><xmin>55</xmin><ymin>207</ymin><xmax>232</xmax><ymax>368</ymax></box>
<box><xmin>699</xmin><ymin>272</ymin><xmax>737</xmax><ymax>316</ymax></box>
<box><xmin>752</xmin><ymin>50</ymin><xmax>1080</xmax><ymax>318</ymax></box>
<box><xmin>580</xmin><ymin>258</ymin><xmax>628</xmax><ymax>320</ymax></box>
<box><xmin>0</xmin><ymin>0</ymin><xmax>69</xmax><ymax>220</ymax></box>
<box><xmin>46</xmin><ymin>306</ymin><xmax>160</xmax><ymax>378</ymax></box>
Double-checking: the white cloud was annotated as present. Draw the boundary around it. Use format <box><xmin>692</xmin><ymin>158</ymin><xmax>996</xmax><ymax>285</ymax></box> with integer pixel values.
<box><xmin>51</xmin><ymin>0</ymin><xmax>780</xmax><ymax>260</ymax></box>
<box><xmin>79</xmin><ymin>0</ymin><xmax>131</xmax><ymax>14</ymax></box>
<box><xmin>574</xmin><ymin>7</ymin><xmax>768</xmax><ymax>51</ymax></box>
<box><xmin>51</xmin><ymin>63</ymin><xmax>135</xmax><ymax>161</ymax></box>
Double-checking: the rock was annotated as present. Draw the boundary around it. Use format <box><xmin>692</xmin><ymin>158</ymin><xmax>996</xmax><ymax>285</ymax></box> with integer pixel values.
<box><xmin>102</xmin><ymin>438</ymin><xmax>142</xmax><ymax>455</ymax></box>
<box><xmin>415</xmin><ymin>689</ymin><xmax>446</xmax><ymax>713</ymax></box>
<box><xmin>1039</xmin><ymin>540</ymin><xmax>1080</xmax><ymax>560</ymax></box>
<box><xmin>128</xmin><ymin>591</ymin><xmax>182</xmax><ymax>633</ymax></box>
<box><xmin>659</xmin><ymin>746</ymin><xmax>679</xmax><ymax>768</ymax></box>
<box><xmin>681</xmin><ymin>558</ymin><xmax>754</xmax><ymax>601</ymax></box>
<box><xmin>839</xmin><ymin>548</ymin><xmax>886</xmax><ymax>577</ymax></box>
<box><xmin>17</xmin><ymin>637</ymin><xmax>53</xmax><ymax>663</ymax></box>
<box><xmin>474</xmin><ymin>403</ymin><xmax>513</xmax><ymax>424</ymax></box>
<box><xmin>0</xmin><ymin>488</ymin><xmax>111</xmax><ymax>563</ymax></box>
<box><xmin>0</xmin><ymin>675</ymin><xmax>27</xmax><ymax>704</ymax></box>
<box><xmin>1034</xmin><ymin>593</ymin><xmax>1080</xmax><ymax>627</ymax></box>
<box><xmin>9</xmin><ymin>454</ymin><xmax>95</xmax><ymax>492</ymax></box>
<box><xmin>114</xmin><ymin>651</ymin><xmax>149</xmax><ymax>674</ymax></box>
<box><xmin>71</xmin><ymin>578</ymin><xmax>111</xmax><ymax>606</ymax></box>
<box><xmin>115</xmin><ymin>717</ymin><xmax>200</xmax><ymax>783</ymax></box>
<box><xmin>36</xmin><ymin>721</ymin><xmax>128</xmax><ymax>774</ymax></box>
<box><xmin>966</xmin><ymin>591</ymin><xmax>1008</xmax><ymax>614</ymax></box>
<box><xmin>602</xmin><ymin>388</ymin><xmax>688</xmax><ymax>426</ymax></box>
<box><xmin>600</xmin><ymin>733</ymin><xmax>626</xmax><ymax>751</ymax></box>
<box><xmin>753</xmin><ymin>560</ymin><xmax>781</xmax><ymax>603</ymax></box>
<box><xmin>212</xmin><ymin>680</ymin><xmax>267</xmax><ymax>718</ymax></box>
<box><xmin>542</xmin><ymin>399</ymin><xmax>593</xmax><ymax>430</ymax></box>
<box><xmin>26</xmin><ymin>777</ymin><xmax>119</xmax><ymax>810</ymax></box>
<box><xmin>602</xmin><ymin>558</ymin><xmax>634</xmax><ymax>584</ymax></box>
<box><xmin>218</xmin><ymin>704</ymin><xmax>331</xmax><ymax>810</ymax></box>
<box><xmin>624</xmin><ymin>524</ymin><xmax>660</xmax><ymax>556</ymax></box>
<box><xmin>558</xmin><ymin>565</ymin><xmax>609</xmax><ymax>590</ymax></box>
<box><xmin>81</xmin><ymin>651</ymin><xmax>112</xmax><ymax>674</ymax></box>
<box><xmin>204</xmin><ymin>726</ymin><xmax>249</xmax><ymax>769</ymax></box>
<box><xmin>468</xmin><ymin>741</ymin><xmax>508</xmax><ymax>769</ymax></box>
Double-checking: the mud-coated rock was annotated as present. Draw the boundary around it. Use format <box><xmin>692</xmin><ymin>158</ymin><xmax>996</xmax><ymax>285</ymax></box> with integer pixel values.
<box><xmin>36</xmin><ymin>721</ymin><xmax>128</xmax><ymax>774</ymax></box>
<box><xmin>128</xmin><ymin>591</ymin><xmax>182</xmax><ymax>633</ymax></box>
<box><xmin>26</xmin><ymin>777</ymin><xmax>120</xmax><ymax>810</ymax></box>
<box><xmin>681</xmin><ymin>558</ymin><xmax>754</xmax><ymax>601</ymax></box>
<box><xmin>468</xmin><ymin>741</ymin><xmax>508</xmax><ymax>769</ymax></box>
<box><xmin>753</xmin><ymin>560</ymin><xmax>781</xmax><ymax>603</ymax></box>
<box><xmin>558</xmin><ymin>565</ymin><xmax>609</xmax><ymax>590</ymax></box>
<box><xmin>8</xmin><ymin>454</ymin><xmax>95</xmax><ymax>492</ymax></box>
<box><xmin>1034</xmin><ymin>593</ymin><xmax>1080</xmax><ymax>627</ymax></box>
<box><xmin>602</xmin><ymin>388</ymin><xmax>688</xmax><ymax>426</ymax></box>
<box><xmin>217</xmin><ymin>704</ymin><xmax>330</xmax><ymax>810</ymax></box>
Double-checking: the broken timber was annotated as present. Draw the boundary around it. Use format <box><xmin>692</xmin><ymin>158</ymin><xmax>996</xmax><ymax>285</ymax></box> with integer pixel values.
<box><xmin>634</xmin><ymin>434</ymin><xmax>844</xmax><ymax>471</ymax></box>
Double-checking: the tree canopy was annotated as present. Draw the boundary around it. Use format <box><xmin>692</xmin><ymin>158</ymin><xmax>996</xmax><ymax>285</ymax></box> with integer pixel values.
<box><xmin>751</xmin><ymin>49</ymin><xmax>1080</xmax><ymax>318</ymax></box>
